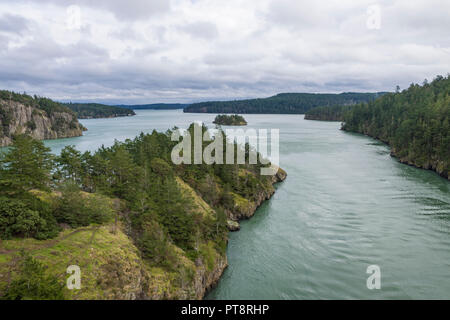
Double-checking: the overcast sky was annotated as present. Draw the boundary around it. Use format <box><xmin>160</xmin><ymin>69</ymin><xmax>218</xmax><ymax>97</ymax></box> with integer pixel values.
<box><xmin>0</xmin><ymin>0</ymin><xmax>449</xmax><ymax>104</ymax></box>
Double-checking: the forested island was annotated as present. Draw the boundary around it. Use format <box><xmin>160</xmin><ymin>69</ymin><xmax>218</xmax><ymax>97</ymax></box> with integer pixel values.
<box><xmin>213</xmin><ymin>114</ymin><xmax>247</xmax><ymax>126</ymax></box>
<box><xmin>342</xmin><ymin>75</ymin><xmax>449</xmax><ymax>180</ymax></box>
<box><xmin>0</xmin><ymin>91</ymin><xmax>85</xmax><ymax>147</ymax></box>
<box><xmin>184</xmin><ymin>92</ymin><xmax>384</xmax><ymax>114</ymax></box>
<box><xmin>64</xmin><ymin>103</ymin><xmax>136</xmax><ymax>119</ymax></box>
<box><xmin>64</xmin><ymin>102</ymin><xmax>188</xmax><ymax>119</ymax></box>
<box><xmin>0</xmin><ymin>125</ymin><xmax>286</xmax><ymax>300</ymax></box>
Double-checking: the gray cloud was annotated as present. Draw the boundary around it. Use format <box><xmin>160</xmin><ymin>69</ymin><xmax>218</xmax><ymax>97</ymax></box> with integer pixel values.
<box><xmin>85</xmin><ymin>0</ymin><xmax>170</xmax><ymax>20</ymax></box>
<box><xmin>0</xmin><ymin>0</ymin><xmax>448</xmax><ymax>103</ymax></box>
<box><xmin>178</xmin><ymin>21</ymin><xmax>219</xmax><ymax>40</ymax></box>
<box><xmin>14</xmin><ymin>0</ymin><xmax>171</xmax><ymax>20</ymax></box>
<box><xmin>0</xmin><ymin>13</ymin><xmax>29</xmax><ymax>34</ymax></box>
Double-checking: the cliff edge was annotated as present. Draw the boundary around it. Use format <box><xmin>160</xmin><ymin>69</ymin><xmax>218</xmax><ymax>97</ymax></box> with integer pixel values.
<box><xmin>0</xmin><ymin>91</ymin><xmax>84</xmax><ymax>147</ymax></box>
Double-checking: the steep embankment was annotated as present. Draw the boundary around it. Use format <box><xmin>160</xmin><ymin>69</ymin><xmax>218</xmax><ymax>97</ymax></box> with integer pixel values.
<box><xmin>0</xmin><ymin>92</ymin><xmax>84</xmax><ymax>147</ymax></box>
<box><xmin>227</xmin><ymin>168</ymin><xmax>287</xmax><ymax>222</ymax></box>
<box><xmin>342</xmin><ymin>75</ymin><xmax>450</xmax><ymax>180</ymax></box>
<box><xmin>0</xmin><ymin>123</ymin><xmax>286</xmax><ymax>300</ymax></box>
<box><xmin>0</xmin><ymin>169</ymin><xmax>285</xmax><ymax>300</ymax></box>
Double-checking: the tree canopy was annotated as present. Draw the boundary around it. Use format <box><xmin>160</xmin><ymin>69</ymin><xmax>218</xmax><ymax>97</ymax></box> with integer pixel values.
<box><xmin>304</xmin><ymin>104</ymin><xmax>354</xmax><ymax>121</ymax></box>
<box><xmin>0</xmin><ymin>90</ymin><xmax>76</xmax><ymax>117</ymax></box>
<box><xmin>213</xmin><ymin>114</ymin><xmax>247</xmax><ymax>125</ymax></box>
<box><xmin>342</xmin><ymin>75</ymin><xmax>450</xmax><ymax>180</ymax></box>
<box><xmin>63</xmin><ymin>103</ymin><xmax>136</xmax><ymax>119</ymax></box>
<box><xmin>185</xmin><ymin>92</ymin><xmax>385</xmax><ymax>114</ymax></box>
<box><xmin>0</xmin><ymin>123</ymin><xmax>281</xmax><ymax>299</ymax></box>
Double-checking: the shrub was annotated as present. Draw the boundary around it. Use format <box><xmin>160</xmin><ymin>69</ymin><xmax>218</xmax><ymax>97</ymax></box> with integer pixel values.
<box><xmin>53</xmin><ymin>184</ymin><xmax>114</xmax><ymax>228</ymax></box>
<box><xmin>138</xmin><ymin>219</ymin><xmax>178</xmax><ymax>269</ymax></box>
<box><xmin>0</xmin><ymin>196</ymin><xmax>59</xmax><ymax>240</ymax></box>
<box><xmin>2</xmin><ymin>253</ymin><xmax>65</xmax><ymax>300</ymax></box>
<box><xmin>0</xmin><ymin>197</ymin><xmax>45</xmax><ymax>239</ymax></box>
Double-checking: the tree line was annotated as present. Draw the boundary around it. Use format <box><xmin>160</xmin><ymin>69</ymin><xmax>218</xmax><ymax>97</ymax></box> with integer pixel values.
<box><xmin>304</xmin><ymin>105</ymin><xmax>354</xmax><ymax>121</ymax></box>
<box><xmin>185</xmin><ymin>92</ymin><xmax>384</xmax><ymax>114</ymax></box>
<box><xmin>342</xmin><ymin>75</ymin><xmax>450</xmax><ymax>180</ymax></box>
<box><xmin>0</xmin><ymin>90</ymin><xmax>76</xmax><ymax>117</ymax></box>
<box><xmin>63</xmin><ymin>103</ymin><xmax>136</xmax><ymax>119</ymax></box>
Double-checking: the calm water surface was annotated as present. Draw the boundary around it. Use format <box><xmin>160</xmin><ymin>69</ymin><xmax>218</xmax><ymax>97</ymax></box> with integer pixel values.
<box><xmin>45</xmin><ymin>110</ymin><xmax>450</xmax><ymax>299</ymax></box>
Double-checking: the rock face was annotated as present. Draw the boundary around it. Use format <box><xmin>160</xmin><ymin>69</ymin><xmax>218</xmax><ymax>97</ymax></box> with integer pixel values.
<box><xmin>227</xmin><ymin>220</ymin><xmax>241</xmax><ymax>231</ymax></box>
<box><xmin>0</xmin><ymin>99</ymin><xmax>84</xmax><ymax>147</ymax></box>
<box><xmin>228</xmin><ymin>168</ymin><xmax>287</xmax><ymax>221</ymax></box>
<box><xmin>272</xmin><ymin>167</ymin><xmax>287</xmax><ymax>183</ymax></box>
<box><xmin>192</xmin><ymin>254</ymin><xmax>228</xmax><ymax>299</ymax></box>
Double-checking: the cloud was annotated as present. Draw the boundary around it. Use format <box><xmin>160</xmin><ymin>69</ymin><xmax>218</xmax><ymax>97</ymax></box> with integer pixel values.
<box><xmin>0</xmin><ymin>0</ymin><xmax>448</xmax><ymax>103</ymax></box>
<box><xmin>12</xmin><ymin>0</ymin><xmax>171</xmax><ymax>20</ymax></box>
<box><xmin>0</xmin><ymin>13</ymin><xmax>29</xmax><ymax>34</ymax></box>
<box><xmin>82</xmin><ymin>0</ymin><xmax>171</xmax><ymax>20</ymax></box>
<box><xmin>178</xmin><ymin>21</ymin><xmax>219</xmax><ymax>40</ymax></box>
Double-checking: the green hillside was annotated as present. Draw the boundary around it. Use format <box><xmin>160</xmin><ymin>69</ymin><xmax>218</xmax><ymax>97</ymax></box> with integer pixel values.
<box><xmin>185</xmin><ymin>92</ymin><xmax>384</xmax><ymax>114</ymax></box>
<box><xmin>0</xmin><ymin>124</ymin><xmax>286</xmax><ymax>299</ymax></box>
<box><xmin>342</xmin><ymin>75</ymin><xmax>450</xmax><ymax>180</ymax></box>
<box><xmin>64</xmin><ymin>103</ymin><xmax>136</xmax><ymax>119</ymax></box>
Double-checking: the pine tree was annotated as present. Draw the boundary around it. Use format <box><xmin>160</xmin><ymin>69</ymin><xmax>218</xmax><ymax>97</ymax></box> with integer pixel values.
<box><xmin>0</xmin><ymin>135</ymin><xmax>54</xmax><ymax>195</ymax></box>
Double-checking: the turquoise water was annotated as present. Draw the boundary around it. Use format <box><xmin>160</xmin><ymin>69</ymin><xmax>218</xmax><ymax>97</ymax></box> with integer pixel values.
<box><xmin>45</xmin><ymin>110</ymin><xmax>450</xmax><ymax>299</ymax></box>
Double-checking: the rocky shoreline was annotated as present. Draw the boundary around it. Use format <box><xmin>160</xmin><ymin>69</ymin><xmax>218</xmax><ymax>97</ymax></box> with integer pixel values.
<box><xmin>392</xmin><ymin>148</ymin><xmax>449</xmax><ymax>181</ymax></box>
<box><xmin>109</xmin><ymin>168</ymin><xmax>286</xmax><ymax>300</ymax></box>
<box><xmin>342</xmin><ymin>128</ymin><xmax>449</xmax><ymax>181</ymax></box>
<box><xmin>201</xmin><ymin>168</ymin><xmax>287</xmax><ymax>298</ymax></box>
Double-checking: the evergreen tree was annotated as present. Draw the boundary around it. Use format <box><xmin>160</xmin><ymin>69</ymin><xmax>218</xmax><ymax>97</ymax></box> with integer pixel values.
<box><xmin>2</xmin><ymin>253</ymin><xmax>65</xmax><ymax>300</ymax></box>
<box><xmin>342</xmin><ymin>75</ymin><xmax>450</xmax><ymax>179</ymax></box>
<box><xmin>56</xmin><ymin>145</ymin><xmax>83</xmax><ymax>183</ymax></box>
<box><xmin>0</xmin><ymin>135</ymin><xmax>54</xmax><ymax>195</ymax></box>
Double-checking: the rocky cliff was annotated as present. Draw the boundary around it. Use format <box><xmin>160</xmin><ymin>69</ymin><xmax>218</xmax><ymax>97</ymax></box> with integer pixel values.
<box><xmin>0</xmin><ymin>96</ymin><xmax>84</xmax><ymax>147</ymax></box>
<box><xmin>227</xmin><ymin>168</ymin><xmax>287</xmax><ymax>221</ymax></box>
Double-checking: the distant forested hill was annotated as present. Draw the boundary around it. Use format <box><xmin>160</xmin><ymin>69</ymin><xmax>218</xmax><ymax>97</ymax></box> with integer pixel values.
<box><xmin>64</xmin><ymin>103</ymin><xmax>135</xmax><ymax>119</ymax></box>
<box><xmin>118</xmin><ymin>104</ymin><xmax>188</xmax><ymax>110</ymax></box>
<box><xmin>184</xmin><ymin>92</ymin><xmax>385</xmax><ymax>114</ymax></box>
<box><xmin>304</xmin><ymin>105</ymin><xmax>355</xmax><ymax>121</ymax></box>
<box><xmin>342</xmin><ymin>75</ymin><xmax>450</xmax><ymax>180</ymax></box>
